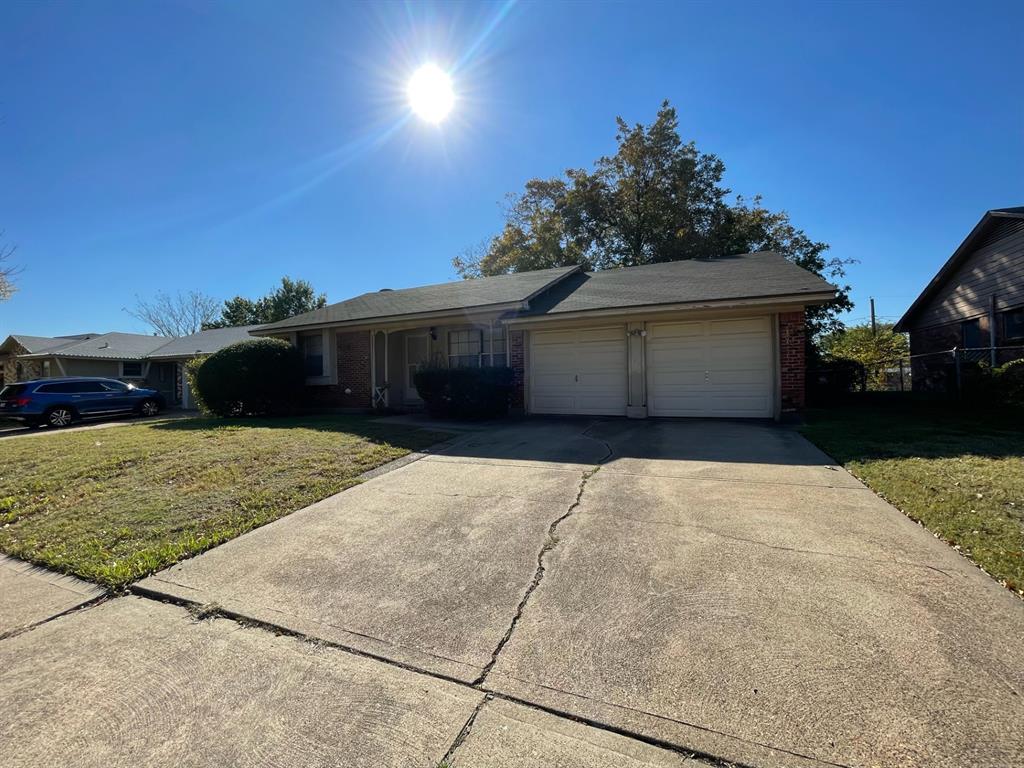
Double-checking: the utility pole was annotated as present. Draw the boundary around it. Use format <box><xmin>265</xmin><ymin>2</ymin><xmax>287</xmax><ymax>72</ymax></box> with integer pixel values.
<box><xmin>870</xmin><ymin>297</ymin><xmax>877</xmax><ymax>336</ymax></box>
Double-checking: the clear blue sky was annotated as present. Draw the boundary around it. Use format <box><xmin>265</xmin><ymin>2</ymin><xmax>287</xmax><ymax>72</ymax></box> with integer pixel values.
<box><xmin>2</xmin><ymin>0</ymin><xmax>1022</xmax><ymax>336</ymax></box>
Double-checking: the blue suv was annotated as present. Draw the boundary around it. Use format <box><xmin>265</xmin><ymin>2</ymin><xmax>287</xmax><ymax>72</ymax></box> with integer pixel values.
<box><xmin>0</xmin><ymin>377</ymin><xmax>165</xmax><ymax>428</ymax></box>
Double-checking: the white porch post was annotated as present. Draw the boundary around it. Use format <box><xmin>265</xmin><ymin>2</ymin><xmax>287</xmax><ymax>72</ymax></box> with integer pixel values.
<box><xmin>181</xmin><ymin>364</ymin><xmax>192</xmax><ymax>410</ymax></box>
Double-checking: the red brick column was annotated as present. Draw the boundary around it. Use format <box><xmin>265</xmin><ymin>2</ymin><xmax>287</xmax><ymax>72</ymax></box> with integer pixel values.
<box><xmin>336</xmin><ymin>330</ymin><xmax>372</xmax><ymax>407</ymax></box>
<box><xmin>778</xmin><ymin>311</ymin><xmax>806</xmax><ymax>412</ymax></box>
<box><xmin>306</xmin><ymin>330</ymin><xmax>372</xmax><ymax>408</ymax></box>
<box><xmin>509</xmin><ymin>329</ymin><xmax>526</xmax><ymax>411</ymax></box>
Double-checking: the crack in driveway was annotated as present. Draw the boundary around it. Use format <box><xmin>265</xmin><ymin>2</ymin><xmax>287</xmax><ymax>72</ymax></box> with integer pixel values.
<box><xmin>472</xmin><ymin>464</ymin><xmax>601</xmax><ymax>686</ymax></box>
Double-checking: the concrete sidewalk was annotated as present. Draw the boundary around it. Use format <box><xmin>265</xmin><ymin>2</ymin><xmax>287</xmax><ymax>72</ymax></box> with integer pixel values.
<box><xmin>0</xmin><ymin>555</ymin><xmax>104</xmax><ymax>636</ymax></box>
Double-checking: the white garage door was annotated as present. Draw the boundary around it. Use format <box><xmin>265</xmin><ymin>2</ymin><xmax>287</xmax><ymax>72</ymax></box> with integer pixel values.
<box><xmin>647</xmin><ymin>317</ymin><xmax>773</xmax><ymax>418</ymax></box>
<box><xmin>530</xmin><ymin>327</ymin><xmax>627</xmax><ymax>416</ymax></box>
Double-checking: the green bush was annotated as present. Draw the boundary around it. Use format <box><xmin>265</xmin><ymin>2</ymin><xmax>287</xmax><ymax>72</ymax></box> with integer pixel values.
<box><xmin>190</xmin><ymin>338</ymin><xmax>305</xmax><ymax>416</ymax></box>
<box><xmin>413</xmin><ymin>366</ymin><xmax>514</xmax><ymax>419</ymax></box>
<box><xmin>993</xmin><ymin>358</ymin><xmax>1024</xmax><ymax>407</ymax></box>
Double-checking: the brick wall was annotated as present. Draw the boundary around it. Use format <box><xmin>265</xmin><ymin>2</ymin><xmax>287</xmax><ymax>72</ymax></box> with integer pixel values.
<box><xmin>509</xmin><ymin>329</ymin><xmax>526</xmax><ymax>411</ymax></box>
<box><xmin>305</xmin><ymin>330</ymin><xmax>372</xmax><ymax>408</ymax></box>
<box><xmin>778</xmin><ymin>311</ymin><xmax>806</xmax><ymax>411</ymax></box>
<box><xmin>2</xmin><ymin>342</ymin><xmax>43</xmax><ymax>384</ymax></box>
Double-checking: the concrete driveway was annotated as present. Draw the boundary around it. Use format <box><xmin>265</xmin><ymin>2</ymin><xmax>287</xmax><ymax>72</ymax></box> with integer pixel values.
<box><xmin>4</xmin><ymin>418</ymin><xmax>1023</xmax><ymax>767</ymax></box>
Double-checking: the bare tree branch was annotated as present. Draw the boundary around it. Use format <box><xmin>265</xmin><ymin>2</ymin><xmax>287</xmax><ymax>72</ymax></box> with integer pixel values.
<box><xmin>125</xmin><ymin>290</ymin><xmax>220</xmax><ymax>337</ymax></box>
<box><xmin>0</xmin><ymin>230</ymin><xmax>20</xmax><ymax>301</ymax></box>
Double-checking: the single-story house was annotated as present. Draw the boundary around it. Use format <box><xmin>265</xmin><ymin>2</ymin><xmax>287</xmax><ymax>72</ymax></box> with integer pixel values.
<box><xmin>254</xmin><ymin>251</ymin><xmax>836</xmax><ymax>419</ymax></box>
<box><xmin>142</xmin><ymin>325</ymin><xmax>262</xmax><ymax>408</ymax></box>
<box><xmin>0</xmin><ymin>325</ymin><xmax>260</xmax><ymax>408</ymax></box>
<box><xmin>895</xmin><ymin>206</ymin><xmax>1024</xmax><ymax>388</ymax></box>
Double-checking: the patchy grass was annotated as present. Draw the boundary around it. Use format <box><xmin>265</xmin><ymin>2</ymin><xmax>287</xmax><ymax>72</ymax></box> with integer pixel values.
<box><xmin>801</xmin><ymin>405</ymin><xmax>1024</xmax><ymax>595</ymax></box>
<box><xmin>0</xmin><ymin>415</ymin><xmax>448</xmax><ymax>589</ymax></box>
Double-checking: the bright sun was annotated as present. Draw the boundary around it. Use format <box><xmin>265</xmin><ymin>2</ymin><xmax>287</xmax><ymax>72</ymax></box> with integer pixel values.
<box><xmin>407</xmin><ymin>63</ymin><xmax>455</xmax><ymax>123</ymax></box>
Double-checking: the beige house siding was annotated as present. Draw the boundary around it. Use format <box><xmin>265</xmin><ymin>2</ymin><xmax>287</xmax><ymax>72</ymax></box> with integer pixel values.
<box><xmin>910</xmin><ymin>218</ymin><xmax>1024</xmax><ymax>330</ymax></box>
<box><xmin>61</xmin><ymin>359</ymin><xmax>124</xmax><ymax>378</ymax></box>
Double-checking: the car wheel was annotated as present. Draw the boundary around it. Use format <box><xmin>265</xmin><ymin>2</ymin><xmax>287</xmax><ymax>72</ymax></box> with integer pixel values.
<box><xmin>45</xmin><ymin>407</ymin><xmax>74</xmax><ymax>428</ymax></box>
<box><xmin>139</xmin><ymin>399</ymin><xmax>160</xmax><ymax>417</ymax></box>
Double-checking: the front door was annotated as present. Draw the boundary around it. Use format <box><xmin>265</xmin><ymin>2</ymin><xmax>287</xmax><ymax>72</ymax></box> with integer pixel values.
<box><xmin>405</xmin><ymin>334</ymin><xmax>430</xmax><ymax>402</ymax></box>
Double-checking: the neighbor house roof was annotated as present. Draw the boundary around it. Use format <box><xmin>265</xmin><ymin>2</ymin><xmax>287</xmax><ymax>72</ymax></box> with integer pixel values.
<box><xmin>517</xmin><ymin>252</ymin><xmax>836</xmax><ymax>318</ymax></box>
<box><xmin>148</xmin><ymin>325</ymin><xmax>262</xmax><ymax>359</ymax></box>
<box><xmin>895</xmin><ymin>206</ymin><xmax>1024</xmax><ymax>331</ymax></box>
<box><xmin>256</xmin><ymin>265</ymin><xmax>582</xmax><ymax>332</ymax></box>
<box><xmin>19</xmin><ymin>332</ymin><xmax>169</xmax><ymax>360</ymax></box>
<box><xmin>0</xmin><ymin>333</ymin><xmax>100</xmax><ymax>355</ymax></box>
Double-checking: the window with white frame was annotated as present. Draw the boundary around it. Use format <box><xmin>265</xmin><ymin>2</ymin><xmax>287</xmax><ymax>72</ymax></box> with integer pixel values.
<box><xmin>121</xmin><ymin>361</ymin><xmax>143</xmax><ymax>378</ymax></box>
<box><xmin>448</xmin><ymin>326</ymin><xmax>508</xmax><ymax>368</ymax></box>
<box><xmin>299</xmin><ymin>332</ymin><xmax>324</xmax><ymax>377</ymax></box>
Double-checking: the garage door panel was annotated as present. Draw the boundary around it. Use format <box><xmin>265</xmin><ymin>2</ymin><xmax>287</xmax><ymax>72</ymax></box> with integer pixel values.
<box><xmin>650</xmin><ymin>369</ymin><xmax>705</xmax><ymax>387</ymax></box>
<box><xmin>709</xmin><ymin>369</ymin><xmax>771</xmax><ymax>387</ymax></box>
<box><xmin>530</xmin><ymin>328</ymin><xmax>626</xmax><ymax>416</ymax></box>
<box><xmin>707</xmin><ymin>394</ymin><xmax>772</xmax><ymax>416</ymax></box>
<box><xmin>710</xmin><ymin>317</ymin><xmax>770</xmax><ymax>336</ymax></box>
<box><xmin>577</xmin><ymin>327</ymin><xmax>628</xmax><ymax>344</ymax></box>
<box><xmin>648</xmin><ymin>317</ymin><xmax>773</xmax><ymax>418</ymax></box>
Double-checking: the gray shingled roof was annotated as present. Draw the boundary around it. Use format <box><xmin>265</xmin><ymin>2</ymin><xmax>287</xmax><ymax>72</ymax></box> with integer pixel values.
<box><xmin>2</xmin><ymin>334</ymin><xmax>97</xmax><ymax>355</ymax></box>
<box><xmin>20</xmin><ymin>332</ymin><xmax>169</xmax><ymax>360</ymax></box>
<box><xmin>148</xmin><ymin>325</ymin><xmax>262</xmax><ymax>358</ymax></box>
<box><xmin>258</xmin><ymin>265</ymin><xmax>581</xmax><ymax>331</ymax></box>
<box><xmin>519</xmin><ymin>252</ymin><xmax>836</xmax><ymax>316</ymax></box>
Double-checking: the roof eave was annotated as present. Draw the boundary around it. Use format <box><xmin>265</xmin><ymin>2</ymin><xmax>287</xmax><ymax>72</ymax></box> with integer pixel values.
<box><xmin>251</xmin><ymin>300</ymin><xmax>529</xmax><ymax>335</ymax></box>
<box><xmin>504</xmin><ymin>290</ymin><xmax>837</xmax><ymax>326</ymax></box>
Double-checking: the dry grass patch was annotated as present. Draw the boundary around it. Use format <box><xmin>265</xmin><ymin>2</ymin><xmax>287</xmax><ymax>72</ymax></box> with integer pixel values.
<box><xmin>0</xmin><ymin>415</ymin><xmax>448</xmax><ymax>588</ymax></box>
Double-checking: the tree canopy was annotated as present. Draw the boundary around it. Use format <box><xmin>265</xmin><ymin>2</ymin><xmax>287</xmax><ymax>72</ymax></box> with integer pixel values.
<box><xmin>820</xmin><ymin>322</ymin><xmax>909</xmax><ymax>371</ymax></box>
<box><xmin>206</xmin><ymin>277</ymin><xmax>327</xmax><ymax>328</ymax></box>
<box><xmin>454</xmin><ymin>101</ymin><xmax>852</xmax><ymax>337</ymax></box>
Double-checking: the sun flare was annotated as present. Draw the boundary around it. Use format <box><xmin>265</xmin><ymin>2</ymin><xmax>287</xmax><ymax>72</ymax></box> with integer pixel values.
<box><xmin>407</xmin><ymin>63</ymin><xmax>455</xmax><ymax>123</ymax></box>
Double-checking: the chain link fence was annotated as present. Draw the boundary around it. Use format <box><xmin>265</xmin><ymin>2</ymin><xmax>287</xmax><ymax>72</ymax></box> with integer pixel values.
<box><xmin>809</xmin><ymin>345</ymin><xmax>1024</xmax><ymax>402</ymax></box>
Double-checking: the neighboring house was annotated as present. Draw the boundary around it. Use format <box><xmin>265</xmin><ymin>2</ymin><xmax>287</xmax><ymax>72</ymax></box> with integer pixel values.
<box><xmin>144</xmin><ymin>325</ymin><xmax>262</xmax><ymax>408</ymax></box>
<box><xmin>895</xmin><ymin>206</ymin><xmax>1024</xmax><ymax>389</ymax></box>
<box><xmin>254</xmin><ymin>251</ymin><xmax>836</xmax><ymax>419</ymax></box>
<box><xmin>0</xmin><ymin>326</ymin><xmax>261</xmax><ymax>408</ymax></box>
<box><xmin>0</xmin><ymin>334</ymin><xmax>100</xmax><ymax>386</ymax></box>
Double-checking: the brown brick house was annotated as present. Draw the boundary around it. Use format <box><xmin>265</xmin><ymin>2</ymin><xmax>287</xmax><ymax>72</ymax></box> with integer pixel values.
<box><xmin>255</xmin><ymin>252</ymin><xmax>836</xmax><ymax>419</ymax></box>
<box><xmin>895</xmin><ymin>206</ymin><xmax>1024</xmax><ymax>389</ymax></box>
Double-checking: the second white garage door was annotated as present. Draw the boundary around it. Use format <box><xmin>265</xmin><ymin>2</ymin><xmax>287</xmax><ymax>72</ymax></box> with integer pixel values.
<box><xmin>647</xmin><ymin>317</ymin><xmax>773</xmax><ymax>418</ymax></box>
<box><xmin>530</xmin><ymin>327</ymin><xmax>627</xmax><ymax>416</ymax></box>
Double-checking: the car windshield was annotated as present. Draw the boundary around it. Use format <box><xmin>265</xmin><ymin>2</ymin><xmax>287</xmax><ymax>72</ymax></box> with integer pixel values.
<box><xmin>0</xmin><ymin>384</ymin><xmax>26</xmax><ymax>399</ymax></box>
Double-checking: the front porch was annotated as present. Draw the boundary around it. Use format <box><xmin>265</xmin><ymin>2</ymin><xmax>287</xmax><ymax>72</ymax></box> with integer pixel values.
<box><xmin>368</xmin><ymin>322</ymin><xmax>511</xmax><ymax>411</ymax></box>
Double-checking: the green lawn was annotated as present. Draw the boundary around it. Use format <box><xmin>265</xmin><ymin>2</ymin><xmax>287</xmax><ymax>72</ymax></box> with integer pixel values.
<box><xmin>0</xmin><ymin>415</ymin><xmax>448</xmax><ymax>589</ymax></box>
<box><xmin>801</xmin><ymin>405</ymin><xmax>1024</xmax><ymax>596</ymax></box>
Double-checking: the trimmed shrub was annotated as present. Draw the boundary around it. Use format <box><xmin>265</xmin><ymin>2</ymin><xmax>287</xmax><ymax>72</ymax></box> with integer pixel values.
<box><xmin>190</xmin><ymin>338</ymin><xmax>305</xmax><ymax>416</ymax></box>
<box><xmin>413</xmin><ymin>366</ymin><xmax>514</xmax><ymax>419</ymax></box>
<box><xmin>993</xmin><ymin>358</ymin><xmax>1024</xmax><ymax>407</ymax></box>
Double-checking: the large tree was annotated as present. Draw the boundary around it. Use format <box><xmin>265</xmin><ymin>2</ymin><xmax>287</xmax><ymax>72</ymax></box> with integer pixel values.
<box><xmin>126</xmin><ymin>290</ymin><xmax>220</xmax><ymax>337</ymax></box>
<box><xmin>454</xmin><ymin>101</ymin><xmax>852</xmax><ymax>338</ymax></box>
<box><xmin>206</xmin><ymin>276</ymin><xmax>327</xmax><ymax>328</ymax></box>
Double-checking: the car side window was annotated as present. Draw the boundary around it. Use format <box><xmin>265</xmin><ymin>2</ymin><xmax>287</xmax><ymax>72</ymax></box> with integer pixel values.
<box><xmin>71</xmin><ymin>381</ymin><xmax>102</xmax><ymax>393</ymax></box>
<box><xmin>38</xmin><ymin>383</ymin><xmax>75</xmax><ymax>394</ymax></box>
<box><xmin>101</xmin><ymin>382</ymin><xmax>129</xmax><ymax>392</ymax></box>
